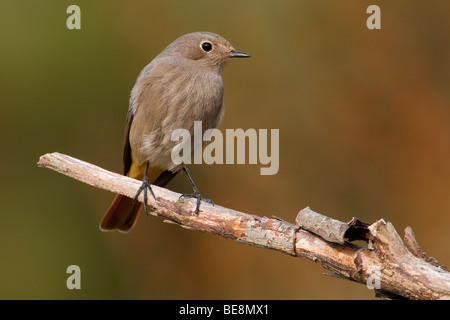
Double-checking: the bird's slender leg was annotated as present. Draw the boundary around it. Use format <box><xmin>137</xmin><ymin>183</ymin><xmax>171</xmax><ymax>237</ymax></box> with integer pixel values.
<box><xmin>133</xmin><ymin>161</ymin><xmax>156</xmax><ymax>215</ymax></box>
<box><xmin>179</xmin><ymin>167</ymin><xmax>214</xmax><ymax>214</ymax></box>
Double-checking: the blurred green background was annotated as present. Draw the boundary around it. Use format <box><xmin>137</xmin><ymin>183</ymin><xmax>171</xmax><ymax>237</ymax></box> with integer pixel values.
<box><xmin>1</xmin><ymin>0</ymin><xmax>449</xmax><ymax>299</ymax></box>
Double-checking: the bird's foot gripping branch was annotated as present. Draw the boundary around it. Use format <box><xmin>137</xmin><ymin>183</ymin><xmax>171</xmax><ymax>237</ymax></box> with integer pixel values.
<box><xmin>38</xmin><ymin>152</ymin><xmax>450</xmax><ymax>299</ymax></box>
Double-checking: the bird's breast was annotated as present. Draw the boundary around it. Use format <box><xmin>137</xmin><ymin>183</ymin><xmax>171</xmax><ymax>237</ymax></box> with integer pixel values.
<box><xmin>130</xmin><ymin>63</ymin><xmax>225</xmax><ymax>170</ymax></box>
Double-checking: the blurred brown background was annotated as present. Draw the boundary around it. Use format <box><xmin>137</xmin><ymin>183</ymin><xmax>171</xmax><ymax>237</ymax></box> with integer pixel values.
<box><xmin>1</xmin><ymin>0</ymin><xmax>449</xmax><ymax>299</ymax></box>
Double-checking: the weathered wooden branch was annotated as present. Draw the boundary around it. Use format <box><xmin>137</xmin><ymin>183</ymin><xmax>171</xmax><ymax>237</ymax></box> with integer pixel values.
<box><xmin>37</xmin><ymin>152</ymin><xmax>450</xmax><ymax>300</ymax></box>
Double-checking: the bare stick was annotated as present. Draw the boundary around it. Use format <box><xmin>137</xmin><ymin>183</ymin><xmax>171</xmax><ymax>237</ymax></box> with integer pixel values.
<box><xmin>37</xmin><ymin>152</ymin><xmax>450</xmax><ymax>300</ymax></box>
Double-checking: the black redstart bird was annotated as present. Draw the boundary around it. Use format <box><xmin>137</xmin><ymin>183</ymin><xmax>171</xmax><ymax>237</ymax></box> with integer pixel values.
<box><xmin>100</xmin><ymin>32</ymin><xmax>250</xmax><ymax>233</ymax></box>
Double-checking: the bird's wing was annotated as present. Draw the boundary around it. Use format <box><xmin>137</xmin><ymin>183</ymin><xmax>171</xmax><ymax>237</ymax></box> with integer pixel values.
<box><xmin>122</xmin><ymin>108</ymin><xmax>134</xmax><ymax>176</ymax></box>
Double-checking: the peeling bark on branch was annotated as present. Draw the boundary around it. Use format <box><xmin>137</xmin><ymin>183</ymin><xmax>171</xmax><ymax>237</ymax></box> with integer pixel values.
<box><xmin>37</xmin><ymin>152</ymin><xmax>450</xmax><ymax>300</ymax></box>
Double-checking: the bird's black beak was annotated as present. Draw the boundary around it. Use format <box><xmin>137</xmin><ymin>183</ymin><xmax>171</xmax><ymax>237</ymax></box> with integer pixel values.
<box><xmin>229</xmin><ymin>49</ymin><xmax>251</xmax><ymax>58</ymax></box>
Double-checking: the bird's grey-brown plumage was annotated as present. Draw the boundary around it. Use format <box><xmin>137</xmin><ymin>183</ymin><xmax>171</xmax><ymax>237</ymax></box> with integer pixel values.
<box><xmin>100</xmin><ymin>32</ymin><xmax>250</xmax><ymax>233</ymax></box>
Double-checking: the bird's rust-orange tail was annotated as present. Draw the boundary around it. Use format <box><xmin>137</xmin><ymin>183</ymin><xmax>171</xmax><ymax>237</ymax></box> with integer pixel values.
<box><xmin>100</xmin><ymin>163</ymin><xmax>177</xmax><ymax>233</ymax></box>
<box><xmin>100</xmin><ymin>194</ymin><xmax>142</xmax><ymax>233</ymax></box>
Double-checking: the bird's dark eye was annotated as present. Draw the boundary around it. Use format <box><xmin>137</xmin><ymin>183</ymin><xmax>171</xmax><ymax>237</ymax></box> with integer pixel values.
<box><xmin>201</xmin><ymin>41</ymin><xmax>213</xmax><ymax>52</ymax></box>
